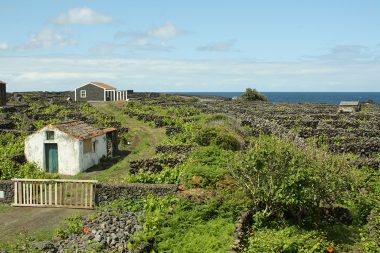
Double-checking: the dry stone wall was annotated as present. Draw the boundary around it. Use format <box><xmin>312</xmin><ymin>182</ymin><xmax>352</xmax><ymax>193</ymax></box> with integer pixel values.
<box><xmin>95</xmin><ymin>183</ymin><xmax>178</xmax><ymax>205</ymax></box>
<box><xmin>0</xmin><ymin>180</ymin><xmax>13</xmax><ymax>204</ymax></box>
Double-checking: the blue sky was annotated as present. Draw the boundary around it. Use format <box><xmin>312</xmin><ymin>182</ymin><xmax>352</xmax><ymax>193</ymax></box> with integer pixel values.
<box><xmin>1</xmin><ymin>0</ymin><xmax>380</xmax><ymax>92</ymax></box>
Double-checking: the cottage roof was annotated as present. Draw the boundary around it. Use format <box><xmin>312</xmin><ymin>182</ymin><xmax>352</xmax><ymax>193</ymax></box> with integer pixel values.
<box><xmin>90</xmin><ymin>82</ymin><xmax>116</xmax><ymax>90</ymax></box>
<box><xmin>339</xmin><ymin>101</ymin><xmax>360</xmax><ymax>106</ymax></box>
<box><xmin>0</xmin><ymin>80</ymin><xmax>6</xmax><ymax>84</ymax></box>
<box><xmin>49</xmin><ymin>121</ymin><xmax>116</xmax><ymax>140</ymax></box>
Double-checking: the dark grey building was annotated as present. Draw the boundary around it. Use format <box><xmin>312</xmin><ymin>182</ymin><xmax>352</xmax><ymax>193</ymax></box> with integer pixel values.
<box><xmin>0</xmin><ymin>81</ymin><xmax>6</xmax><ymax>106</ymax></box>
<box><xmin>74</xmin><ymin>82</ymin><xmax>128</xmax><ymax>102</ymax></box>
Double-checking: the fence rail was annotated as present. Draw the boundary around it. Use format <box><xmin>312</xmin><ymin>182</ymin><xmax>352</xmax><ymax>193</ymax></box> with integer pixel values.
<box><xmin>11</xmin><ymin>178</ymin><xmax>97</xmax><ymax>209</ymax></box>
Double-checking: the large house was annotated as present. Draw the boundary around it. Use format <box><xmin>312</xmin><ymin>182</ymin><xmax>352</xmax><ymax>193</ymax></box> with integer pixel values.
<box><xmin>0</xmin><ymin>80</ymin><xmax>6</xmax><ymax>106</ymax></box>
<box><xmin>25</xmin><ymin>121</ymin><xmax>117</xmax><ymax>175</ymax></box>
<box><xmin>74</xmin><ymin>82</ymin><xmax>128</xmax><ymax>102</ymax></box>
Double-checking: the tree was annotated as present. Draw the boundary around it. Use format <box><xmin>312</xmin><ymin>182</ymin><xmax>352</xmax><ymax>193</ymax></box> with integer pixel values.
<box><xmin>241</xmin><ymin>88</ymin><xmax>268</xmax><ymax>101</ymax></box>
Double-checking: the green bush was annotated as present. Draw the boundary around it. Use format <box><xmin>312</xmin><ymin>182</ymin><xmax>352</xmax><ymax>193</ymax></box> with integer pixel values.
<box><xmin>194</xmin><ymin>128</ymin><xmax>219</xmax><ymax>146</ymax></box>
<box><xmin>214</xmin><ymin>133</ymin><xmax>241</xmax><ymax>151</ymax></box>
<box><xmin>240</xmin><ymin>88</ymin><xmax>268</xmax><ymax>101</ymax></box>
<box><xmin>231</xmin><ymin>135</ymin><xmax>355</xmax><ymax>225</ymax></box>
<box><xmin>194</xmin><ymin>127</ymin><xmax>242</xmax><ymax>151</ymax></box>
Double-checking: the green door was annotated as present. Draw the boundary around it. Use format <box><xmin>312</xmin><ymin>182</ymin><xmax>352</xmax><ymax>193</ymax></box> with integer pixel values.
<box><xmin>45</xmin><ymin>143</ymin><xmax>58</xmax><ymax>173</ymax></box>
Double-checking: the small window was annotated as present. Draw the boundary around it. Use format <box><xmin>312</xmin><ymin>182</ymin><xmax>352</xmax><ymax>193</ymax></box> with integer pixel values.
<box><xmin>93</xmin><ymin>141</ymin><xmax>97</xmax><ymax>153</ymax></box>
<box><xmin>83</xmin><ymin>139</ymin><xmax>92</xmax><ymax>154</ymax></box>
<box><xmin>80</xmin><ymin>90</ymin><xmax>87</xmax><ymax>98</ymax></box>
<box><xmin>46</xmin><ymin>131</ymin><xmax>55</xmax><ymax>140</ymax></box>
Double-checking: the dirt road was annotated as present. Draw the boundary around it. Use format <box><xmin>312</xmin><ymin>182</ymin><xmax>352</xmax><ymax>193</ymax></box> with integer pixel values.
<box><xmin>0</xmin><ymin>207</ymin><xmax>92</xmax><ymax>243</ymax></box>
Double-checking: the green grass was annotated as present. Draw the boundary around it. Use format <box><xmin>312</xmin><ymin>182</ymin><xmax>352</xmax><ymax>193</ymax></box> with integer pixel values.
<box><xmin>0</xmin><ymin>204</ymin><xmax>10</xmax><ymax>213</ymax></box>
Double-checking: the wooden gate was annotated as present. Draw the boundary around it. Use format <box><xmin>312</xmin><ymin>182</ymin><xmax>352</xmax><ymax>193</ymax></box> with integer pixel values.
<box><xmin>11</xmin><ymin>179</ymin><xmax>98</xmax><ymax>209</ymax></box>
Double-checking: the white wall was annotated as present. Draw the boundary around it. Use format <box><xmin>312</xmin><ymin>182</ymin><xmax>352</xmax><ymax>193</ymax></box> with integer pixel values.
<box><xmin>25</xmin><ymin>127</ymin><xmax>109</xmax><ymax>175</ymax></box>
<box><xmin>25</xmin><ymin>127</ymin><xmax>81</xmax><ymax>175</ymax></box>
<box><xmin>79</xmin><ymin>134</ymin><xmax>108</xmax><ymax>173</ymax></box>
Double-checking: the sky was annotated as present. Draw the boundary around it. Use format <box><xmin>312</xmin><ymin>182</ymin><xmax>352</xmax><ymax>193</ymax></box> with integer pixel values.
<box><xmin>0</xmin><ymin>0</ymin><xmax>380</xmax><ymax>92</ymax></box>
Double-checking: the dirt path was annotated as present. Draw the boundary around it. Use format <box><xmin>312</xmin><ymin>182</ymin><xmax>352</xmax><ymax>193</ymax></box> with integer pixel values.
<box><xmin>0</xmin><ymin>207</ymin><xmax>92</xmax><ymax>243</ymax></box>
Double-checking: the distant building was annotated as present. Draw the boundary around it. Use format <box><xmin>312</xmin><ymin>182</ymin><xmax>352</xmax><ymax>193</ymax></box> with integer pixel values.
<box><xmin>74</xmin><ymin>82</ymin><xmax>128</xmax><ymax>102</ymax></box>
<box><xmin>338</xmin><ymin>101</ymin><xmax>361</xmax><ymax>113</ymax></box>
<box><xmin>25</xmin><ymin>121</ymin><xmax>117</xmax><ymax>175</ymax></box>
<box><xmin>0</xmin><ymin>81</ymin><xmax>6</xmax><ymax>106</ymax></box>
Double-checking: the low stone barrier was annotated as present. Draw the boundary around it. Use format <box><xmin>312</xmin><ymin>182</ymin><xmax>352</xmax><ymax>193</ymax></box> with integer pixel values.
<box><xmin>95</xmin><ymin>183</ymin><xmax>178</xmax><ymax>205</ymax></box>
<box><xmin>229</xmin><ymin>209</ymin><xmax>253</xmax><ymax>252</ymax></box>
<box><xmin>129</xmin><ymin>157</ymin><xmax>185</xmax><ymax>174</ymax></box>
<box><xmin>0</xmin><ymin>180</ymin><xmax>14</xmax><ymax>204</ymax></box>
<box><xmin>155</xmin><ymin>145</ymin><xmax>192</xmax><ymax>154</ymax></box>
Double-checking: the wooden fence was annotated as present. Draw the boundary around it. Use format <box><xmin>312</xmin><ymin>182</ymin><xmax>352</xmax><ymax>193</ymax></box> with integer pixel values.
<box><xmin>11</xmin><ymin>179</ymin><xmax>97</xmax><ymax>209</ymax></box>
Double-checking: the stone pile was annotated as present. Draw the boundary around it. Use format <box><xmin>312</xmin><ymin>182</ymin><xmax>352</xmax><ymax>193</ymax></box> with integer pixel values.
<box><xmin>31</xmin><ymin>210</ymin><xmax>142</xmax><ymax>253</ymax></box>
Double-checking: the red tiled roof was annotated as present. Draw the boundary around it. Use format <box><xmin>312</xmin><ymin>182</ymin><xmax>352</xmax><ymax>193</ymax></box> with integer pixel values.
<box><xmin>91</xmin><ymin>82</ymin><xmax>116</xmax><ymax>90</ymax></box>
<box><xmin>49</xmin><ymin>121</ymin><xmax>117</xmax><ymax>140</ymax></box>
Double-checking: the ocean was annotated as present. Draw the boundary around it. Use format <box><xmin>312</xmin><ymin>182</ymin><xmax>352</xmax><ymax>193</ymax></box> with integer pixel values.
<box><xmin>170</xmin><ymin>92</ymin><xmax>380</xmax><ymax>104</ymax></box>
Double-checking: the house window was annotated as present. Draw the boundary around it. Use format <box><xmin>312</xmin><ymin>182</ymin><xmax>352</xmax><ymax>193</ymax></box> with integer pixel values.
<box><xmin>93</xmin><ymin>141</ymin><xmax>97</xmax><ymax>153</ymax></box>
<box><xmin>46</xmin><ymin>131</ymin><xmax>55</xmax><ymax>140</ymax></box>
<box><xmin>83</xmin><ymin>139</ymin><xmax>92</xmax><ymax>153</ymax></box>
<box><xmin>80</xmin><ymin>90</ymin><xmax>87</xmax><ymax>98</ymax></box>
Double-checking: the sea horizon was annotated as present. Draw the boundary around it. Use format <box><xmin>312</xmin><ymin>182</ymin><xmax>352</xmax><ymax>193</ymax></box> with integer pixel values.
<box><xmin>167</xmin><ymin>91</ymin><xmax>380</xmax><ymax>104</ymax></box>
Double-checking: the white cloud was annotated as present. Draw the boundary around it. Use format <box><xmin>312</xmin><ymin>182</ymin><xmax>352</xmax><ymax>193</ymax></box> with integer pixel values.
<box><xmin>317</xmin><ymin>45</ymin><xmax>375</xmax><ymax>62</ymax></box>
<box><xmin>197</xmin><ymin>40</ymin><xmax>236</xmax><ymax>52</ymax></box>
<box><xmin>0</xmin><ymin>42</ymin><xmax>9</xmax><ymax>50</ymax></box>
<box><xmin>17</xmin><ymin>71</ymin><xmax>115</xmax><ymax>81</ymax></box>
<box><xmin>17</xmin><ymin>27</ymin><xmax>76</xmax><ymax>51</ymax></box>
<box><xmin>53</xmin><ymin>7</ymin><xmax>112</xmax><ymax>25</ymax></box>
<box><xmin>1</xmin><ymin>56</ymin><xmax>380</xmax><ymax>92</ymax></box>
<box><xmin>111</xmin><ymin>22</ymin><xmax>182</xmax><ymax>52</ymax></box>
<box><xmin>149</xmin><ymin>22</ymin><xmax>181</xmax><ymax>39</ymax></box>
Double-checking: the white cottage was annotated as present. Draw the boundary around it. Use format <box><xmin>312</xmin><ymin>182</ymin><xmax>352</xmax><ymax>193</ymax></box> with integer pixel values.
<box><xmin>25</xmin><ymin>121</ymin><xmax>117</xmax><ymax>175</ymax></box>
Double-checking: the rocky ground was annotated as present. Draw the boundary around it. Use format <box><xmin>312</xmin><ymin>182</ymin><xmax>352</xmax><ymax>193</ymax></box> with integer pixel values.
<box><xmin>33</xmin><ymin>209</ymin><xmax>143</xmax><ymax>253</ymax></box>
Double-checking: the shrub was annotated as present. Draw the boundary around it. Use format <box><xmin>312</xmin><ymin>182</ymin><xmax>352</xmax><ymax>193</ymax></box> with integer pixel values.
<box><xmin>194</xmin><ymin>127</ymin><xmax>242</xmax><ymax>151</ymax></box>
<box><xmin>231</xmin><ymin>135</ymin><xmax>355</xmax><ymax>225</ymax></box>
<box><xmin>214</xmin><ymin>133</ymin><xmax>241</xmax><ymax>151</ymax></box>
<box><xmin>194</xmin><ymin>128</ymin><xmax>218</xmax><ymax>146</ymax></box>
<box><xmin>240</xmin><ymin>88</ymin><xmax>268</xmax><ymax>101</ymax></box>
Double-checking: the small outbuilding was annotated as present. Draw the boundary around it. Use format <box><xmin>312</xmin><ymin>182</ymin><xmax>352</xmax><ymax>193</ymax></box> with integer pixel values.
<box><xmin>338</xmin><ymin>101</ymin><xmax>361</xmax><ymax>113</ymax></box>
<box><xmin>74</xmin><ymin>82</ymin><xmax>128</xmax><ymax>102</ymax></box>
<box><xmin>0</xmin><ymin>80</ymin><xmax>6</xmax><ymax>106</ymax></box>
<box><xmin>25</xmin><ymin>121</ymin><xmax>117</xmax><ymax>175</ymax></box>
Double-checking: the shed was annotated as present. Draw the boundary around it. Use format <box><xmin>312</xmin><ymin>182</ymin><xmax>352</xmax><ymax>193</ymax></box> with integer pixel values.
<box><xmin>25</xmin><ymin>121</ymin><xmax>117</xmax><ymax>175</ymax></box>
<box><xmin>0</xmin><ymin>81</ymin><xmax>6</xmax><ymax>106</ymax></box>
<box><xmin>74</xmin><ymin>82</ymin><xmax>128</xmax><ymax>102</ymax></box>
<box><xmin>338</xmin><ymin>101</ymin><xmax>361</xmax><ymax>113</ymax></box>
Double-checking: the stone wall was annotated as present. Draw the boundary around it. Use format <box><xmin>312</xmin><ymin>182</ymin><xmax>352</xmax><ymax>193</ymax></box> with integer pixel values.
<box><xmin>0</xmin><ymin>180</ymin><xmax>14</xmax><ymax>204</ymax></box>
<box><xmin>229</xmin><ymin>210</ymin><xmax>253</xmax><ymax>253</ymax></box>
<box><xmin>95</xmin><ymin>183</ymin><xmax>178</xmax><ymax>205</ymax></box>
